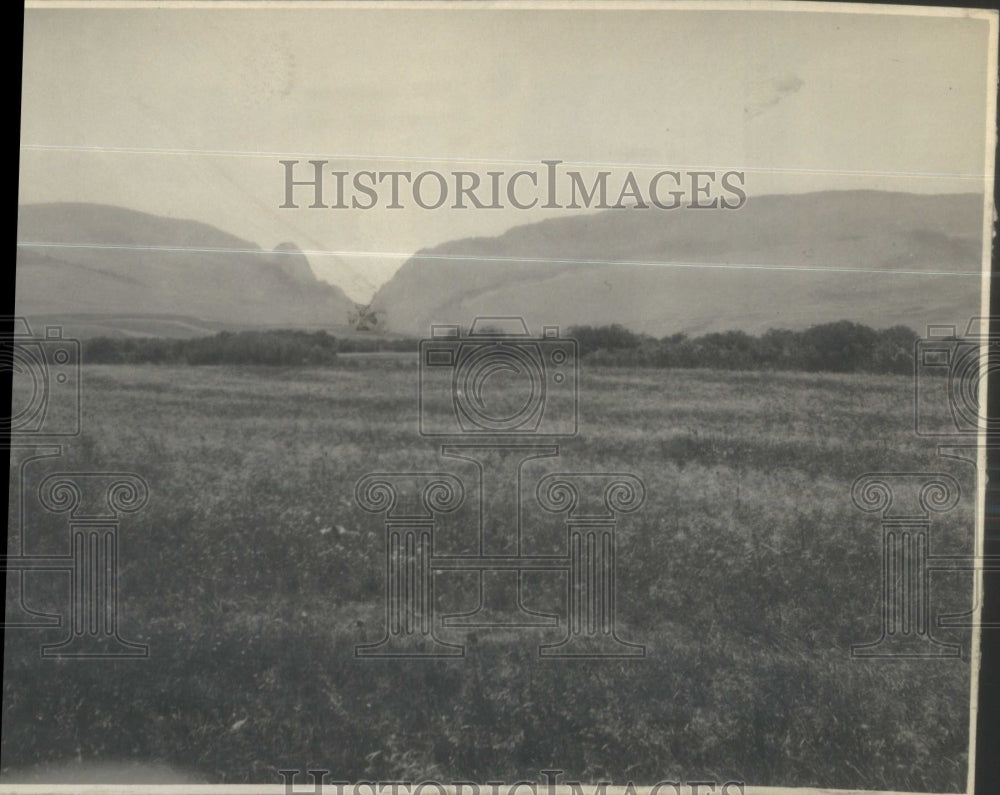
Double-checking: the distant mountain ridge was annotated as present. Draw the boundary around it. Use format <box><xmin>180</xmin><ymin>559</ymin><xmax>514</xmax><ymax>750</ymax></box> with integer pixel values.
<box><xmin>370</xmin><ymin>191</ymin><xmax>986</xmax><ymax>337</ymax></box>
<box><xmin>15</xmin><ymin>193</ymin><xmax>987</xmax><ymax>341</ymax></box>
<box><xmin>16</xmin><ymin>203</ymin><xmax>355</xmax><ymax>336</ymax></box>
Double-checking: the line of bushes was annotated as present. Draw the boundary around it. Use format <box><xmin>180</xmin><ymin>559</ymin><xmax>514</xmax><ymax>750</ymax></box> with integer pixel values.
<box><xmin>81</xmin><ymin>330</ymin><xmax>418</xmax><ymax>365</ymax></box>
<box><xmin>80</xmin><ymin>321</ymin><xmax>924</xmax><ymax>374</ymax></box>
<box><xmin>568</xmin><ymin>321</ymin><xmax>921</xmax><ymax>374</ymax></box>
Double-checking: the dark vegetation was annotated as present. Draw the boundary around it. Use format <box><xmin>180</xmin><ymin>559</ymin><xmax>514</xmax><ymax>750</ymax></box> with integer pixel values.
<box><xmin>568</xmin><ymin>321</ymin><xmax>920</xmax><ymax>374</ymax></box>
<box><xmin>80</xmin><ymin>322</ymin><xmax>921</xmax><ymax>374</ymax></box>
<box><xmin>2</xmin><ymin>363</ymin><xmax>973</xmax><ymax>790</ymax></box>
<box><xmin>81</xmin><ymin>330</ymin><xmax>417</xmax><ymax>365</ymax></box>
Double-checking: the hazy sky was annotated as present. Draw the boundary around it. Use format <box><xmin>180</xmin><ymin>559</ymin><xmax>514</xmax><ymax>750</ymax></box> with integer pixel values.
<box><xmin>19</xmin><ymin>3</ymin><xmax>996</xmax><ymax>301</ymax></box>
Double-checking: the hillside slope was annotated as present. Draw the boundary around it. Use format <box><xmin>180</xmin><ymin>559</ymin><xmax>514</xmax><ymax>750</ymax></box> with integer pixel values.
<box><xmin>371</xmin><ymin>191</ymin><xmax>985</xmax><ymax>336</ymax></box>
<box><xmin>15</xmin><ymin>203</ymin><xmax>356</xmax><ymax>335</ymax></box>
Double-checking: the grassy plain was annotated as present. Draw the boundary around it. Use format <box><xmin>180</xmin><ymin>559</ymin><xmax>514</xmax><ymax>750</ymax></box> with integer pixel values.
<box><xmin>3</xmin><ymin>358</ymin><xmax>977</xmax><ymax>790</ymax></box>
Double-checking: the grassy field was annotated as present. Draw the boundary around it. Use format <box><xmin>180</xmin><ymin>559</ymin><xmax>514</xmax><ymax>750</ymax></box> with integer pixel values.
<box><xmin>3</xmin><ymin>358</ymin><xmax>978</xmax><ymax>790</ymax></box>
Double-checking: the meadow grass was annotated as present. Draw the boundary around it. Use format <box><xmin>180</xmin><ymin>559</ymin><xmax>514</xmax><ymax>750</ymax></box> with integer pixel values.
<box><xmin>3</xmin><ymin>359</ymin><xmax>976</xmax><ymax>789</ymax></box>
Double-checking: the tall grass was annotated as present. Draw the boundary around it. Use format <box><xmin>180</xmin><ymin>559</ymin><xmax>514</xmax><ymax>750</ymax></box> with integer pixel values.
<box><xmin>3</xmin><ymin>362</ymin><xmax>974</xmax><ymax>789</ymax></box>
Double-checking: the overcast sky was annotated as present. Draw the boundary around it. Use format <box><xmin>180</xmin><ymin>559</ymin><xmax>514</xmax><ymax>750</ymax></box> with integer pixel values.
<box><xmin>19</xmin><ymin>3</ymin><xmax>996</xmax><ymax>301</ymax></box>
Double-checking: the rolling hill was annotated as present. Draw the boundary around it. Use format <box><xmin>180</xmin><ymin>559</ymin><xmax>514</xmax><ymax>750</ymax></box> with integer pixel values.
<box><xmin>370</xmin><ymin>191</ymin><xmax>986</xmax><ymax>337</ymax></box>
<box><xmin>15</xmin><ymin>192</ymin><xmax>988</xmax><ymax>341</ymax></box>
<box><xmin>15</xmin><ymin>203</ymin><xmax>356</xmax><ymax>337</ymax></box>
